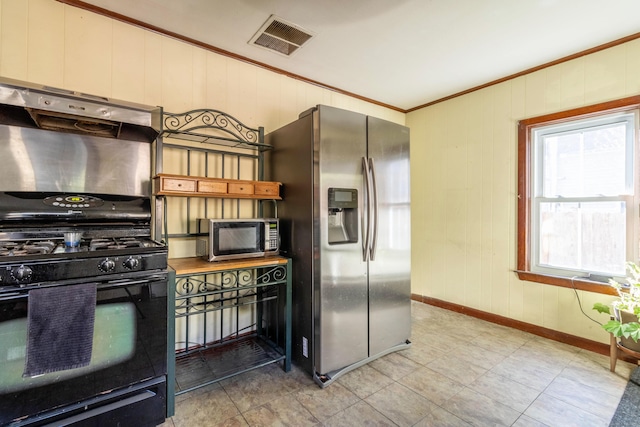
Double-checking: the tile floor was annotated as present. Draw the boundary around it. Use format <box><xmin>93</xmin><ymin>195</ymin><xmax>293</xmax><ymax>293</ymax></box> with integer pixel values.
<box><xmin>160</xmin><ymin>301</ymin><xmax>636</xmax><ymax>426</ymax></box>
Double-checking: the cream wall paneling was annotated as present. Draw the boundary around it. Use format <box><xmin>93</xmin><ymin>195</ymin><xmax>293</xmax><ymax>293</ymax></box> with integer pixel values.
<box><xmin>408</xmin><ymin>37</ymin><xmax>640</xmax><ymax>344</ymax></box>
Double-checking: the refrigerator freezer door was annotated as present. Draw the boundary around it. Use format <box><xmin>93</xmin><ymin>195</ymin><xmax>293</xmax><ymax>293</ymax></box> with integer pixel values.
<box><xmin>366</xmin><ymin>116</ymin><xmax>411</xmax><ymax>356</ymax></box>
<box><xmin>315</xmin><ymin>106</ymin><xmax>369</xmax><ymax>375</ymax></box>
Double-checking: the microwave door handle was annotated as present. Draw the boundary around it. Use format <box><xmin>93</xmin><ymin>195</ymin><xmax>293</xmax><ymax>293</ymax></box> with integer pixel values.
<box><xmin>369</xmin><ymin>157</ymin><xmax>379</xmax><ymax>261</ymax></box>
<box><xmin>362</xmin><ymin>156</ymin><xmax>371</xmax><ymax>262</ymax></box>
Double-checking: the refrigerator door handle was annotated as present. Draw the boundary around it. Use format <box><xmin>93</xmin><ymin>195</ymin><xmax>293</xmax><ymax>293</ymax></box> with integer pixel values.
<box><xmin>369</xmin><ymin>157</ymin><xmax>379</xmax><ymax>261</ymax></box>
<box><xmin>362</xmin><ymin>156</ymin><xmax>371</xmax><ymax>262</ymax></box>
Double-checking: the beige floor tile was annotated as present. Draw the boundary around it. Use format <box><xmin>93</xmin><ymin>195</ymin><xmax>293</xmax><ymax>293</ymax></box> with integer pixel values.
<box><xmin>518</xmin><ymin>337</ymin><xmax>581</xmax><ymax>363</ymax></box>
<box><xmin>368</xmin><ymin>351</ymin><xmax>421</xmax><ymax>380</ymax></box>
<box><xmin>221</xmin><ymin>364</ymin><xmax>309</xmax><ymax>412</ymax></box>
<box><xmin>172</xmin><ymin>385</ymin><xmax>239</xmax><ymax>427</ymax></box>
<box><xmin>523</xmin><ymin>393</ymin><xmax>610</xmax><ymax>427</ymax></box>
<box><xmin>166</xmin><ymin>302</ymin><xmax>631</xmax><ymax>427</ymax></box>
<box><xmin>467</xmin><ymin>371</ymin><xmax>540</xmax><ymax>412</ymax></box>
<box><xmin>571</xmin><ymin>350</ymin><xmax>638</xmax><ymax>382</ymax></box>
<box><xmin>571</xmin><ymin>349</ymin><xmax>614</xmax><ymax>370</ymax></box>
<box><xmin>410</xmin><ymin>302</ymin><xmax>456</xmax><ymax>322</ymax></box>
<box><xmin>412</xmin><ymin>405</ymin><xmax>472</xmax><ymax>426</ymax></box>
<box><xmin>294</xmin><ymin>382</ymin><xmax>360</xmax><ymax>422</ymax></box>
<box><xmin>409</xmin><ymin>330</ymin><xmax>460</xmax><ymax>354</ymax></box>
<box><xmin>569</xmin><ymin>349</ymin><xmax>636</xmax><ymax>382</ymax></box>
<box><xmin>440</xmin><ymin>321</ymin><xmax>491</xmax><ymax>341</ymax></box>
<box><xmin>489</xmin><ymin>354</ymin><xmax>559</xmax><ymax>391</ymax></box>
<box><xmin>336</xmin><ymin>363</ymin><xmax>395</xmax><ymax>399</ymax></box>
<box><xmin>322</xmin><ymin>401</ymin><xmax>395</xmax><ymax>426</ymax></box>
<box><xmin>441</xmin><ymin>387</ymin><xmax>521</xmax><ymax>426</ymax></box>
<box><xmin>397</xmin><ymin>366</ymin><xmax>464</xmax><ymax>406</ymax></box>
<box><xmin>544</xmin><ymin>375</ymin><xmax>622</xmax><ymax>420</ymax></box>
<box><xmin>508</xmin><ymin>347</ymin><xmax>572</xmax><ymax>375</ymax></box>
<box><xmin>559</xmin><ymin>362</ymin><xmax>629</xmax><ymax>398</ymax></box>
<box><xmin>400</xmin><ymin>337</ymin><xmax>447</xmax><ymax>366</ymax></box>
<box><xmin>446</xmin><ymin>340</ymin><xmax>506</xmax><ymax>370</ymax></box>
<box><xmin>216</xmin><ymin>415</ymin><xmax>250</xmax><ymax>427</ymax></box>
<box><xmin>409</xmin><ymin>321</ymin><xmax>433</xmax><ymax>338</ymax></box>
<box><xmin>364</xmin><ymin>382</ymin><xmax>437</xmax><ymax>427</ymax></box>
<box><xmin>174</xmin><ymin>381</ymin><xmax>222</xmax><ymax>404</ymax></box>
<box><xmin>426</xmin><ymin>355</ymin><xmax>488</xmax><ymax>385</ymax></box>
<box><xmin>469</xmin><ymin>330</ymin><xmax>530</xmax><ymax>356</ymax></box>
<box><xmin>511</xmin><ymin>414</ymin><xmax>550</xmax><ymax>427</ymax></box>
<box><xmin>242</xmin><ymin>394</ymin><xmax>319</xmax><ymax>426</ymax></box>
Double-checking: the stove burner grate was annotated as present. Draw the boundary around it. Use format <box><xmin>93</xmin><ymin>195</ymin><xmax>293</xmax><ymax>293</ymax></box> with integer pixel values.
<box><xmin>89</xmin><ymin>238</ymin><xmax>146</xmax><ymax>251</ymax></box>
<box><xmin>0</xmin><ymin>237</ymin><xmax>162</xmax><ymax>258</ymax></box>
<box><xmin>0</xmin><ymin>241</ymin><xmax>56</xmax><ymax>256</ymax></box>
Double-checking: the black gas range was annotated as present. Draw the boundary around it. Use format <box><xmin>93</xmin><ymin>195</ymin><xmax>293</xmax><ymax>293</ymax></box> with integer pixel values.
<box><xmin>0</xmin><ymin>205</ymin><xmax>170</xmax><ymax>426</ymax></box>
<box><xmin>0</xmin><ymin>234</ymin><xmax>167</xmax><ymax>291</ymax></box>
<box><xmin>0</xmin><ymin>196</ymin><xmax>170</xmax><ymax>426</ymax></box>
<box><xmin>0</xmin><ymin>77</ymin><xmax>168</xmax><ymax>427</ymax></box>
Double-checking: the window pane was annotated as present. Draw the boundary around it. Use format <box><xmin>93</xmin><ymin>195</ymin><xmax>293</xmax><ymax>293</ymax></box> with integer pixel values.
<box><xmin>542</xmin><ymin>124</ymin><xmax>627</xmax><ymax>197</ymax></box>
<box><xmin>539</xmin><ymin>201</ymin><xmax>625</xmax><ymax>275</ymax></box>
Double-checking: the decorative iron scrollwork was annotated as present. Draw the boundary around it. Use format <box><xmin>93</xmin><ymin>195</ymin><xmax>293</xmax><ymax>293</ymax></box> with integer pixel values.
<box><xmin>174</xmin><ymin>265</ymin><xmax>287</xmax><ymax>317</ymax></box>
<box><xmin>163</xmin><ymin>109</ymin><xmax>264</xmax><ymax>148</ymax></box>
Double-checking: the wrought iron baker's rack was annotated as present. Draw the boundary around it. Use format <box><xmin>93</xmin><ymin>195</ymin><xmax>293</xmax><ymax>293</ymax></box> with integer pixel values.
<box><xmin>154</xmin><ymin>108</ymin><xmax>291</xmax><ymax>415</ymax></box>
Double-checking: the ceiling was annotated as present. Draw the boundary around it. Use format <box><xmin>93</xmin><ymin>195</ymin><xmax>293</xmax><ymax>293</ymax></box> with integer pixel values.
<box><xmin>75</xmin><ymin>0</ymin><xmax>640</xmax><ymax>111</ymax></box>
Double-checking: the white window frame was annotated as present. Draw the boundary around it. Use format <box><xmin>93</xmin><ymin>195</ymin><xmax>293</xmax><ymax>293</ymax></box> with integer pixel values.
<box><xmin>517</xmin><ymin>96</ymin><xmax>640</xmax><ymax>294</ymax></box>
<box><xmin>530</xmin><ymin>111</ymin><xmax>638</xmax><ymax>280</ymax></box>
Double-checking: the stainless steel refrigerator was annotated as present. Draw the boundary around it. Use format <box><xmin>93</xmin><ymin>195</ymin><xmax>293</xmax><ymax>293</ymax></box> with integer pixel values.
<box><xmin>266</xmin><ymin>105</ymin><xmax>411</xmax><ymax>387</ymax></box>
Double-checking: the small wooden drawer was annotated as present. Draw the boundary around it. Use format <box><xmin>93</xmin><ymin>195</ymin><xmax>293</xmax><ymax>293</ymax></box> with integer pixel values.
<box><xmin>162</xmin><ymin>177</ymin><xmax>196</xmax><ymax>192</ymax></box>
<box><xmin>254</xmin><ymin>182</ymin><xmax>280</xmax><ymax>197</ymax></box>
<box><xmin>198</xmin><ymin>180</ymin><xmax>227</xmax><ymax>194</ymax></box>
<box><xmin>228</xmin><ymin>182</ymin><xmax>254</xmax><ymax>195</ymax></box>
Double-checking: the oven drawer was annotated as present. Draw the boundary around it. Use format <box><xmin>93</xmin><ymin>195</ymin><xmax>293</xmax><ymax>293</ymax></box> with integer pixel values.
<box><xmin>22</xmin><ymin>377</ymin><xmax>167</xmax><ymax>427</ymax></box>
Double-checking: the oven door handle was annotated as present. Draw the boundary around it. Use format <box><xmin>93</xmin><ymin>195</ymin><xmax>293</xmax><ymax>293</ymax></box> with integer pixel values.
<box><xmin>98</xmin><ymin>276</ymin><xmax>167</xmax><ymax>296</ymax></box>
<box><xmin>0</xmin><ymin>273</ymin><xmax>168</xmax><ymax>298</ymax></box>
<box><xmin>101</xmin><ymin>274</ymin><xmax>168</xmax><ymax>287</ymax></box>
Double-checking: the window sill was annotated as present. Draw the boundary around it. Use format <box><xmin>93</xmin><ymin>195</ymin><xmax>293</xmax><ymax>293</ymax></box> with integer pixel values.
<box><xmin>515</xmin><ymin>270</ymin><xmax>617</xmax><ymax>295</ymax></box>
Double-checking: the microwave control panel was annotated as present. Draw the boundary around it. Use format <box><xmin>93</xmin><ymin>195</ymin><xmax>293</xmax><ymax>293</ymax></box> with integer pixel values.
<box><xmin>266</xmin><ymin>220</ymin><xmax>279</xmax><ymax>251</ymax></box>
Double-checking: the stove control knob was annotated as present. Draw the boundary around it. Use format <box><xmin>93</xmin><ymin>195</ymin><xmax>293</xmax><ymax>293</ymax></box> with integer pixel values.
<box><xmin>98</xmin><ymin>258</ymin><xmax>116</xmax><ymax>273</ymax></box>
<box><xmin>11</xmin><ymin>265</ymin><xmax>33</xmax><ymax>282</ymax></box>
<box><xmin>123</xmin><ymin>257</ymin><xmax>140</xmax><ymax>270</ymax></box>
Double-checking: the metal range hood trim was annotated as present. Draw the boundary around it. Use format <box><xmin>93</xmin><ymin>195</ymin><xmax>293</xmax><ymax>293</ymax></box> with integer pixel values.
<box><xmin>0</xmin><ymin>76</ymin><xmax>161</xmax><ymax>134</ymax></box>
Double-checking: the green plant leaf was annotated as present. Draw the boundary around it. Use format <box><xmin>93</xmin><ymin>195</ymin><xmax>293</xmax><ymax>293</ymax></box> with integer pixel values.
<box><xmin>622</xmin><ymin>322</ymin><xmax>640</xmax><ymax>342</ymax></box>
<box><xmin>602</xmin><ymin>320</ymin><xmax>624</xmax><ymax>337</ymax></box>
<box><xmin>592</xmin><ymin>302</ymin><xmax>611</xmax><ymax>315</ymax></box>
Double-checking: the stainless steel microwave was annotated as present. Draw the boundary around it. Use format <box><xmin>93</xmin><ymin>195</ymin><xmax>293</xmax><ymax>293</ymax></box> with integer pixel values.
<box><xmin>196</xmin><ymin>218</ymin><xmax>279</xmax><ymax>261</ymax></box>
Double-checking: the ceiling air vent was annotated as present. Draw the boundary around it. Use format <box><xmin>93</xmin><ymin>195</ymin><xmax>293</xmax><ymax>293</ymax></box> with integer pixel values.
<box><xmin>249</xmin><ymin>15</ymin><xmax>314</xmax><ymax>56</ymax></box>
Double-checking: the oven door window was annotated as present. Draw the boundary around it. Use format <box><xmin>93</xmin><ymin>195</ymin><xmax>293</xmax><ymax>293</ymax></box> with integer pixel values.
<box><xmin>0</xmin><ymin>278</ymin><xmax>167</xmax><ymax>425</ymax></box>
<box><xmin>0</xmin><ymin>302</ymin><xmax>136</xmax><ymax>394</ymax></box>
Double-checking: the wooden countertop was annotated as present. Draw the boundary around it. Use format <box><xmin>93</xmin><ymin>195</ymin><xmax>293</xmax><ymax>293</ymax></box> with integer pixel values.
<box><xmin>168</xmin><ymin>256</ymin><xmax>288</xmax><ymax>276</ymax></box>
